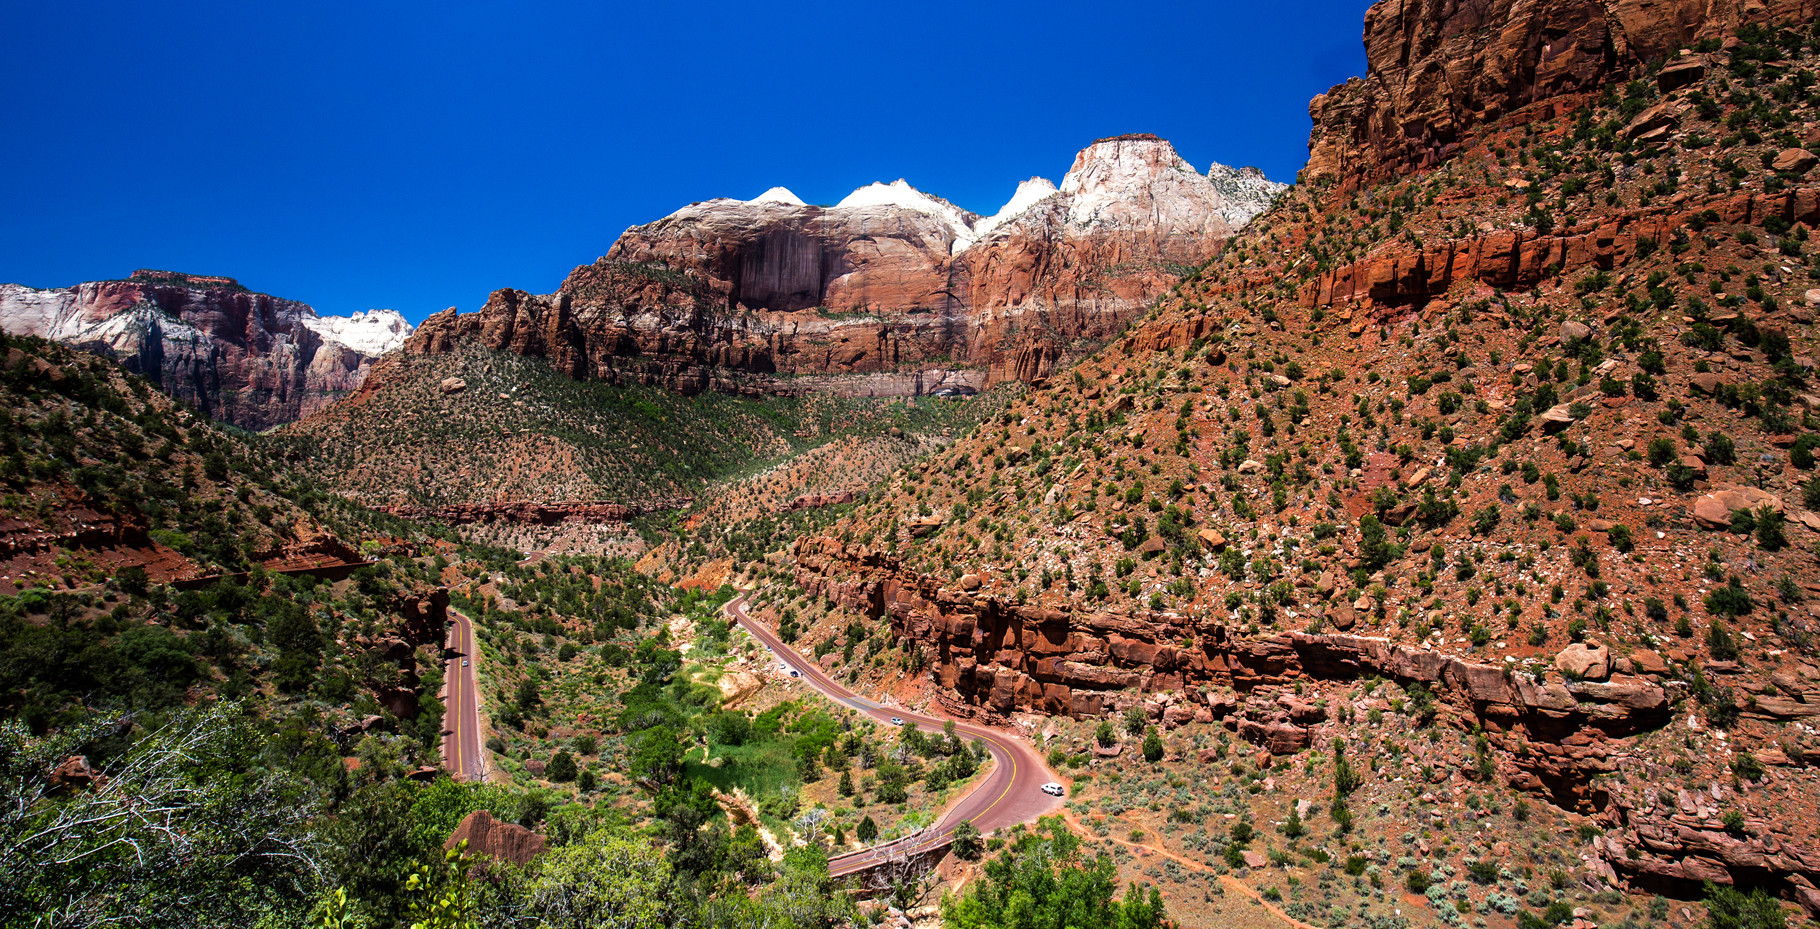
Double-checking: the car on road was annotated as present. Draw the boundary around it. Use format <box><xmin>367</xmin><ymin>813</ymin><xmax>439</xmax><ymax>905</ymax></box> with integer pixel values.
<box><xmin>1041</xmin><ymin>782</ymin><xmax>1065</xmax><ymax>797</ymax></box>
<box><xmin>462</xmin><ymin>659</ymin><xmax>470</xmax><ymax>667</ymax></box>
<box><xmin>890</xmin><ymin>717</ymin><xmax>905</xmax><ymax>726</ymax></box>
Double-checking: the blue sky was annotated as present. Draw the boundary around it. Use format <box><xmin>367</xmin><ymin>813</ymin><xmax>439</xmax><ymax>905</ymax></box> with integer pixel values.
<box><xmin>0</xmin><ymin>1</ymin><xmax>1370</xmax><ymax>323</ymax></box>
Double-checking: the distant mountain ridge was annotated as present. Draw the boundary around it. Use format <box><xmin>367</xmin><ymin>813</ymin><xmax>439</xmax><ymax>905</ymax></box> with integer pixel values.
<box><xmin>0</xmin><ymin>270</ymin><xmax>411</xmax><ymax>430</ymax></box>
<box><xmin>403</xmin><ymin>135</ymin><xmax>1285</xmax><ymax>395</ymax></box>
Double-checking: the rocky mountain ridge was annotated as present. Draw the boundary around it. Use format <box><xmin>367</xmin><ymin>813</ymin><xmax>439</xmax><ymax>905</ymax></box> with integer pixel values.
<box><xmin>0</xmin><ymin>270</ymin><xmax>411</xmax><ymax>430</ymax></box>
<box><xmin>712</xmin><ymin>4</ymin><xmax>1820</xmax><ymax>920</ymax></box>
<box><xmin>401</xmin><ymin>136</ymin><xmax>1284</xmax><ymax>396</ymax></box>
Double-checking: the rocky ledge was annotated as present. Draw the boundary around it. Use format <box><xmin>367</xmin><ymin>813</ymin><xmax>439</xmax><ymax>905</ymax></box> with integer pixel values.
<box><xmin>1304</xmin><ymin>0</ymin><xmax>1820</xmax><ymax>185</ymax></box>
<box><xmin>791</xmin><ymin>536</ymin><xmax>1673</xmax><ymax>808</ymax></box>
<box><xmin>374</xmin><ymin>499</ymin><xmax>689</xmax><ymax>526</ymax></box>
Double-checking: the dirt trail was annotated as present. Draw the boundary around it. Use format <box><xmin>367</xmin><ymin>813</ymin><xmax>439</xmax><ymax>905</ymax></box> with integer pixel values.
<box><xmin>1057</xmin><ymin>810</ymin><xmax>1322</xmax><ymax>929</ymax></box>
<box><xmin>715</xmin><ymin>787</ymin><xmax>787</xmax><ymax>862</ymax></box>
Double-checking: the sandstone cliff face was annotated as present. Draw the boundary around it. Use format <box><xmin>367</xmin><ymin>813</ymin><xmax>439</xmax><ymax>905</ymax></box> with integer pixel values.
<box><xmin>0</xmin><ymin>271</ymin><xmax>411</xmax><ymax>430</ymax></box>
<box><xmin>402</xmin><ymin>137</ymin><xmax>1284</xmax><ymax>395</ymax></box>
<box><xmin>1304</xmin><ymin>0</ymin><xmax>1820</xmax><ymax>185</ymax></box>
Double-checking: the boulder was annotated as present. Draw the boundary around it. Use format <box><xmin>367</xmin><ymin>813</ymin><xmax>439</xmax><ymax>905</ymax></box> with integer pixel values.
<box><xmin>1329</xmin><ymin>601</ymin><xmax>1357</xmax><ymax>630</ymax></box>
<box><xmin>1693</xmin><ymin>486</ymin><xmax>1782</xmax><ymax>530</ymax></box>
<box><xmin>446</xmin><ymin>810</ymin><xmax>546</xmax><ymax>866</ymax></box>
<box><xmin>1656</xmin><ymin>57</ymin><xmax>1706</xmax><ymax>91</ymax></box>
<box><xmin>1623</xmin><ymin>101</ymin><xmax>1682</xmax><ymax>140</ymax></box>
<box><xmin>1555</xmin><ymin>643</ymin><xmax>1612</xmax><ymax>681</ymax></box>
<box><xmin>1540</xmin><ymin>403</ymin><xmax>1579</xmax><ymax>431</ymax></box>
<box><xmin>1560</xmin><ymin>320</ymin><xmax>1593</xmax><ymax>342</ymax></box>
<box><xmin>1197</xmin><ymin>529</ymin><xmax>1228</xmax><ymax>551</ymax></box>
<box><xmin>48</xmin><ymin>755</ymin><xmax>95</xmax><ymax>790</ymax></box>
<box><xmin>1277</xmin><ymin>694</ymin><xmax>1327</xmax><ymax>724</ymax></box>
<box><xmin>1771</xmin><ymin>148</ymin><xmax>1818</xmax><ymax>174</ymax></box>
<box><xmin>907</xmin><ymin>516</ymin><xmax>944</xmax><ymax>538</ymax></box>
<box><xmin>439</xmin><ymin>376</ymin><xmax>467</xmax><ymax>394</ymax></box>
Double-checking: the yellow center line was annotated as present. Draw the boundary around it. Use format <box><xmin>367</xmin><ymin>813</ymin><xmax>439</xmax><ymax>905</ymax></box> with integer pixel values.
<box><xmin>731</xmin><ymin>595</ymin><xmax>1049</xmax><ymax>873</ymax></box>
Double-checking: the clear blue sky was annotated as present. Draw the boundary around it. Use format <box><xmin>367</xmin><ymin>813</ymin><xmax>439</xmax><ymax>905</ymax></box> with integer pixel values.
<box><xmin>1</xmin><ymin>0</ymin><xmax>1370</xmax><ymax>323</ymax></box>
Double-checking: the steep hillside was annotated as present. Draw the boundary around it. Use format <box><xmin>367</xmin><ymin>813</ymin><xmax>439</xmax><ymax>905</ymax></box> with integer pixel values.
<box><xmin>281</xmin><ymin>343</ymin><xmax>1000</xmax><ymax>524</ymax></box>
<box><xmin>0</xmin><ymin>331</ymin><xmax>946</xmax><ymax>929</ymax></box>
<box><xmin>0</xmin><ymin>269</ymin><xmax>411</xmax><ymax>430</ymax></box>
<box><xmin>0</xmin><ymin>331</ymin><xmax>420</xmax><ymax>595</ymax></box>
<box><xmin>404</xmin><ymin>136</ymin><xmax>1284</xmax><ymax>396</ymax></box>
<box><xmin>759</xmin><ymin>10</ymin><xmax>1820</xmax><ymax>922</ymax></box>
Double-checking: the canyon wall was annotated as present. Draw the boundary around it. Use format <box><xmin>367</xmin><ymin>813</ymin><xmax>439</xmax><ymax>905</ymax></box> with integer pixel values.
<box><xmin>403</xmin><ymin>137</ymin><xmax>1285</xmax><ymax>396</ymax></box>
<box><xmin>1305</xmin><ymin>0</ymin><xmax>1820</xmax><ymax>186</ymax></box>
<box><xmin>0</xmin><ymin>271</ymin><xmax>411</xmax><ymax>430</ymax></box>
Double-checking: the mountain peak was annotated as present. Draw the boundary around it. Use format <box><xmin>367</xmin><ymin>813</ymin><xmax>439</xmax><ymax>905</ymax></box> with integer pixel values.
<box><xmin>749</xmin><ymin>186</ymin><xmax>806</xmax><ymax>206</ymax></box>
<box><xmin>836</xmin><ymin>180</ymin><xmax>982</xmax><ymax>244</ymax></box>
<box><xmin>1055</xmin><ymin>136</ymin><xmax>1284</xmax><ymax>235</ymax></box>
<box><xmin>973</xmin><ymin>177</ymin><xmax>1061</xmax><ymax>239</ymax></box>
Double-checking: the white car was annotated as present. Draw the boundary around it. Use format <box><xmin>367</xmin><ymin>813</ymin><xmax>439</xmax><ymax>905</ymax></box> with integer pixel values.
<box><xmin>1041</xmin><ymin>782</ymin><xmax>1065</xmax><ymax>797</ymax></box>
<box><xmin>890</xmin><ymin>717</ymin><xmax>905</xmax><ymax>726</ymax></box>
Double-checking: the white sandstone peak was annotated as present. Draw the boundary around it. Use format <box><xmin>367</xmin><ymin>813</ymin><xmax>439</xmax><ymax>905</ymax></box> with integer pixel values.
<box><xmin>972</xmin><ymin>177</ymin><xmax>1059</xmax><ymax>239</ymax></box>
<box><xmin>301</xmin><ymin>308</ymin><xmax>414</xmax><ymax>356</ymax></box>
<box><xmin>1052</xmin><ymin>136</ymin><xmax>1284</xmax><ymax>236</ymax></box>
<box><xmin>750</xmin><ymin>186</ymin><xmax>807</xmax><ymax>206</ymax></box>
<box><xmin>837</xmin><ymin>180</ymin><xmax>981</xmax><ymax>251</ymax></box>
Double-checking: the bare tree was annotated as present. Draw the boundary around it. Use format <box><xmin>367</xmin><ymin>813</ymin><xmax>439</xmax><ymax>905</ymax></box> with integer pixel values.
<box><xmin>0</xmin><ymin>704</ymin><xmax>325</xmax><ymax>929</ymax></box>
<box><xmin>793</xmin><ymin>807</ymin><xmax>830</xmax><ymax>845</ymax></box>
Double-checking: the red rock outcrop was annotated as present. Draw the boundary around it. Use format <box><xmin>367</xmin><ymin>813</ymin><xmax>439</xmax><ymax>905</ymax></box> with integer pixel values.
<box><xmin>0</xmin><ymin>491</ymin><xmax>201</xmax><ymax>595</ymax></box>
<box><xmin>0</xmin><ymin>271</ymin><xmax>411</xmax><ymax>430</ymax></box>
<box><xmin>374</xmin><ymin>498</ymin><xmax>689</xmax><ymax>526</ymax></box>
<box><xmin>1297</xmin><ymin>186</ymin><xmax>1820</xmax><ymax>311</ymax></box>
<box><xmin>403</xmin><ymin>137</ymin><xmax>1284</xmax><ymax>395</ymax></box>
<box><xmin>792</xmin><ymin>536</ymin><xmax>1672</xmax><ymax>808</ymax></box>
<box><xmin>786</xmin><ymin>491</ymin><xmax>856</xmax><ymax>512</ymax></box>
<box><xmin>445</xmin><ymin>810</ymin><xmax>546</xmax><ymax>866</ymax></box>
<box><xmin>1596</xmin><ymin>783</ymin><xmax>1820</xmax><ymax>916</ymax></box>
<box><xmin>1304</xmin><ymin>0</ymin><xmax>1820</xmax><ymax>186</ymax></box>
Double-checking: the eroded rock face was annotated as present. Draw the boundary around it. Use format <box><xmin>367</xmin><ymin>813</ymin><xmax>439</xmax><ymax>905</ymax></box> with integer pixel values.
<box><xmin>1299</xmin><ymin>186</ymin><xmax>1820</xmax><ymax>310</ymax></box>
<box><xmin>403</xmin><ymin>137</ymin><xmax>1284</xmax><ymax>395</ymax></box>
<box><xmin>374</xmin><ymin>499</ymin><xmax>687</xmax><ymax>526</ymax></box>
<box><xmin>0</xmin><ymin>271</ymin><xmax>411</xmax><ymax>430</ymax></box>
<box><xmin>1304</xmin><ymin>0</ymin><xmax>1820</xmax><ymax>186</ymax></box>
<box><xmin>792</xmin><ymin>536</ymin><xmax>1672</xmax><ymax>808</ymax></box>
<box><xmin>1597</xmin><ymin>784</ymin><xmax>1820</xmax><ymax>916</ymax></box>
<box><xmin>445</xmin><ymin>810</ymin><xmax>546</xmax><ymax>866</ymax></box>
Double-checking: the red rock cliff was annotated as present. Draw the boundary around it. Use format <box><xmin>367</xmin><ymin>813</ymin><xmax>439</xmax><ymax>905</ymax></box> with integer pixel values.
<box><xmin>1305</xmin><ymin>0</ymin><xmax>1820</xmax><ymax>186</ymax></box>
<box><xmin>404</xmin><ymin>137</ymin><xmax>1285</xmax><ymax>395</ymax></box>
<box><xmin>0</xmin><ymin>274</ymin><xmax>411</xmax><ymax>430</ymax></box>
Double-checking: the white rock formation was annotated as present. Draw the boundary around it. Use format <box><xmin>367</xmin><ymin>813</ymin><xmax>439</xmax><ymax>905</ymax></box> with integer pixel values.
<box><xmin>0</xmin><ymin>276</ymin><xmax>414</xmax><ymax>429</ymax></box>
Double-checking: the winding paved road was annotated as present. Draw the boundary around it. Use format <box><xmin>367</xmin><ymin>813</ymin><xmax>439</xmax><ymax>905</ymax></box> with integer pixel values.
<box><xmin>443</xmin><ymin>608</ymin><xmax>487</xmax><ymax>782</ymax></box>
<box><xmin>725</xmin><ymin>592</ymin><xmax>1062</xmax><ymax>877</ymax></box>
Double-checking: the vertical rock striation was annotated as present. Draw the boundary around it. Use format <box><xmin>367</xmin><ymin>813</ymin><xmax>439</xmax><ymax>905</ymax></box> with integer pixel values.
<box><xmin>0</xmin><ymin>271</ymin><xmax>411</xmax><ymax>430</ymax></box>
<box><xmin>400</xmin><ymin>136</ymin><xmax>1285</xmax><ymax>395</ymax></box>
